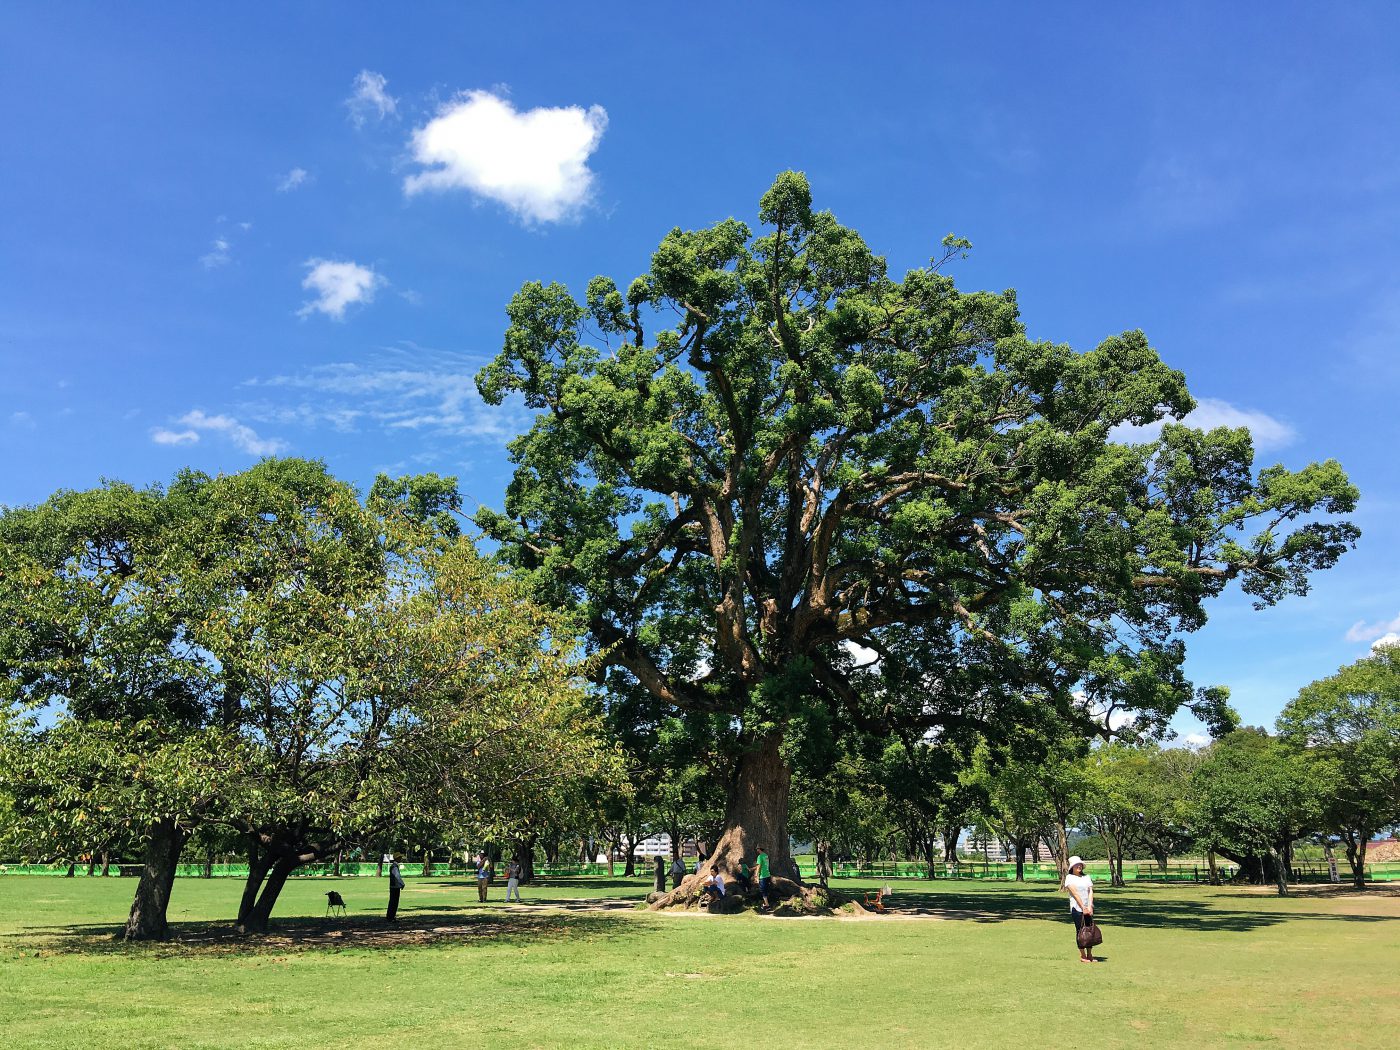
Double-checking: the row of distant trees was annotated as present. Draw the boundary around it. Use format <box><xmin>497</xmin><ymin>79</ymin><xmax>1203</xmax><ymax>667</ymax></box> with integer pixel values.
<box><xmin>771</xmin><ymin>645</ymin><xmax>1399</xmax><ymax>896</ymax></box>
<box><xmin>0</xmin><ymin>461</ymin><xmax>622</xmax><ymax>938</ymax></box>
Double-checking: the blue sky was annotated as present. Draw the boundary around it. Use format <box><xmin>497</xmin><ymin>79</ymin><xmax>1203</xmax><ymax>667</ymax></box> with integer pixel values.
<box><xmin>3</xmin><ymin>3</ymin><xmax>1398</xmax><ymax>737</ymax></box>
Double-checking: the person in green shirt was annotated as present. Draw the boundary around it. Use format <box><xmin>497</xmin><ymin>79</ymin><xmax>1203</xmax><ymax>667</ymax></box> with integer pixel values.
<box><xmin>736</xmin><ymin>858</ymin><xmax>753</xmax><ymax>894</ymax></box>
<box><xmin>755</xmin><ymin>846</ymin><xmax>772</xmax><ymax>910</ymax></box>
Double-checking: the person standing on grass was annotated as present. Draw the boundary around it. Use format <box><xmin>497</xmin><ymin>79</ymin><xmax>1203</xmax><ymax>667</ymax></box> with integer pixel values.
<box><xmin>505</xmin><ymin>856</ymin><xmax>523</xmax><ymax>902</ymax></box>
<box><xmin>476</xmin><ymin>853</ymin><xmax>493</xmax><ymax>902</ymax></box>
<box><xmin>669</xmin><ymin>855</ymin><xmax>686</xmax><ymax>890</ymax></box>
<box><xmin>1064</xmin><ymin>856</ymin><xmax>1096</xmax><ymax>963</ymax></box>
<box><xmin>386</xmin><ymin>854</ymin><xmax>405</xmax><ymax>922</ymax></box>
<box><xmin>755</xmin><ymin>845</ymin><xmax>772</xmax><ymax>910</ymax></box>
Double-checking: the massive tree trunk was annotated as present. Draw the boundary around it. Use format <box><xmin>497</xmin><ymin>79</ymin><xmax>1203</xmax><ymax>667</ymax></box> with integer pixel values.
<box><xmin>124</xmin><ymin>818</ymin><xmax>188</xmax><ymax>941</ymax></box>
<box><xmin>651</xmin><ymin>733</ymin><xmax>810</xmax><ymax>910</ymax></box>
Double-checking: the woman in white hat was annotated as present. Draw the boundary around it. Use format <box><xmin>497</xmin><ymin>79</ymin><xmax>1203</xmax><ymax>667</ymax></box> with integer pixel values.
<box><xmin>1064</xmin><ymin>857</ymin><xmax>1096</xmax><ymax>963</ymax></box>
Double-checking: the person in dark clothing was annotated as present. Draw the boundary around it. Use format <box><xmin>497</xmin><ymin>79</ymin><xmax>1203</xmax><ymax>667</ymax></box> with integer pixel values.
<box><xmin>387</xmin><ymin>854</ymin><xmax>405</xmax><ymax>921</ymax></box>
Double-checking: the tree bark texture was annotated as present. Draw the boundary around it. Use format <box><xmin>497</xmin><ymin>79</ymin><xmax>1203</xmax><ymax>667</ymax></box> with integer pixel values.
<box><xmin>123</xmin><ymin>818</ymin><xmax>188</xmax><ymax>941</ymax></box>
<box><xmin>240</xmin><ymin>855</ymin><xmax>299</xmax><ymax>933</ymax></box>
<box><xmin>1343</xmin><ymin>831</ymin><xmax>1369</xmax><ymax>889</ymax></box>
<box><xmin>650</xmin><ymin>733</ymin><xmax>809</xmax><ymax>910</ymax></box>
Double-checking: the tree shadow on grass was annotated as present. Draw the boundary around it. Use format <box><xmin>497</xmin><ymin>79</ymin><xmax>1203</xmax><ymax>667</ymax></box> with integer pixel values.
<box><xmin>6</xmin><ymin>909</ymin><xmax>640</xmax><ymax>959</ymax></box>
<box><xmin>871</xmin><ymin>887</ymin><xmax>1400</xmax><ymax>932</ymax></box>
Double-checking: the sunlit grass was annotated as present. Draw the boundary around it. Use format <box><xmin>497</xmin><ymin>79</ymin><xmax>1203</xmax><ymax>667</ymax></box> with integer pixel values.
<box><xmin>2</xmin><ymin>874</ymin><xmax>1396</xmax><ymax>1048</ymax></box>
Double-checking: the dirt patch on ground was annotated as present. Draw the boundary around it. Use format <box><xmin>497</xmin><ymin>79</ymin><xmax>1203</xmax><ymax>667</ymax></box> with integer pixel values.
<box><xmin>1238</xmin><ymin>883</ymin><xmax>1400</xmax><ymax>898</ymax></box>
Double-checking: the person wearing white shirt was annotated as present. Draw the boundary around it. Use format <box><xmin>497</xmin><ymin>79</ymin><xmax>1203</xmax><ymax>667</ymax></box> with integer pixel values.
<box><xmin>1064</xmin><ymin>856</ymin><xmax>1097</xmax><ymax>963</ymax></box>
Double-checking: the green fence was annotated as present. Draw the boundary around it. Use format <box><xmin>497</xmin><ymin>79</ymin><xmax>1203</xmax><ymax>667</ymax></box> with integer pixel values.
<box><xmin>5</xmin><ymin>858</ymin><xmax>1397</xmax><ymax>882</ymax></box>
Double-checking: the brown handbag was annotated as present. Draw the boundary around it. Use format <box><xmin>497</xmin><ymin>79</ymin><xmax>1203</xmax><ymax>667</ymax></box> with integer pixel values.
<box><xmin>1077</xmin><ymin>918</ymin><xmax>1103</xmax><ymax>949</ymax></box>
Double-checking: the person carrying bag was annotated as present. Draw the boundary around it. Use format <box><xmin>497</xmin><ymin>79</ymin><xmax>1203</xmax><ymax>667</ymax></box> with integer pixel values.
<box><xmin>1064</xmin><ymin>856</ymin><xmax>1102</xmax><ymax>962</ymax></box>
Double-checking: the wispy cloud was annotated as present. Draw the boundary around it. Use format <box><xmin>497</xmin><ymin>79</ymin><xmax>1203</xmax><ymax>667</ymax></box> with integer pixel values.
<box><xmin>346</xmin><ymin>70</ymin><xmax>397</xmax><ymax>127</ymax></box>
<box><xmin>245</xmin><ymin>345</ymin><xmax>530</xmax><ymax>444</ymax></box>
<box><xmin>1346</xmin><ymin>611</ymin><xmax>1400</xmax><ymax>647</ymax></box>
<box><xmin>152</xmin><ymin>410</ymin><xmax>287</xmax><ymax>456</ymax></box>
<box><xmin>200</xmin><ymin>236</ymin><xmax>232</xmax><ymax>269</ymax></box>
<box><xmin>404</xmin><ymin>88</ymin><xmax>608</xmax><ymax>224</ymax></box>
<box><xmin>9</xmin><ymin>410</ymin><xmax>36</xmax><ymax>430</ymax></box>
<box><xmin>277</xmin><ymin>167</ymin><xmax>310</xmax><ymax>192</ymax></box>
<box><xmin>299</xmin><ymin>259</ymin><xmax>385</xmax><ymax>320</ymax></box>
<box><xmin>1110</xmin><ymin>397</ymin><xmax>1296</xmax><ymax>451</ymax></box>
<box><xmin>1135</xmin><ymin>153</ymin><xmax>1242</xmax><ymax>231</ymax></box>
<box><xmin>150</xmin><ymin>427</ymin><xmax>199</xmax><ymax>446</ymax></box>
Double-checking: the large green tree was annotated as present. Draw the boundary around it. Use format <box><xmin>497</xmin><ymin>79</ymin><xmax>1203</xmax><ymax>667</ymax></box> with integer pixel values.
<box><xmin>1</xmin><ymin>460</ymin><xmax>617</xmax><ymax>936</ymax></box>
<box><xmin>0</xmin><ymin>474</ymin><xmax>232</xmax><ymax>937</ymax></box>
<box><xmin>474</xmin><ymin>171</ymin><xmax>1357</xmax><ymax>897</ymax></box>
<box><xmin>1277</xmin><ymin>645</ymin><xmax>1400</xmax><ymax>886</ymax></box>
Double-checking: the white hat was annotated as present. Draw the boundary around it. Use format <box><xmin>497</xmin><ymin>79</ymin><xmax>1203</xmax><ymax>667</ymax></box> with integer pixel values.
<box><xmin>1067</xmin><ymin>856</ymin><xmax>1085</xmax><ymax>872</ymax></box>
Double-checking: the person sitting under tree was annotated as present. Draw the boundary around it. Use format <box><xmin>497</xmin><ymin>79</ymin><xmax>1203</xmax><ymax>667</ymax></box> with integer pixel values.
<box><xmin>701</xmin><ymin>865</ymin><xmax>726</xmax><ymax>905</ymax></box>
<box><xmin>734</xmin><ymin>857</ymin><xmax>753</xmax><ymax>894</ymax></box>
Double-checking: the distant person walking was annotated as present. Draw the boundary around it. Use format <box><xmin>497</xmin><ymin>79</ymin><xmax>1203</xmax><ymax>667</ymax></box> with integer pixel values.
<box><xmin>1064</xmin><ymin>856</ymin><xmax>1096</xmax><ymax>963</ymax></box>
<box><xmin>755</xmin><ymin>845</ymin><xmax>772</xmax><ymax>910</ymax></box>
<box><xmin>386</xmin><ymin>854</ymin><xmax>405</xmax><ymax>922</ymax></box>
<box><xmin>669</xmin><ymin>855</ymin><xmax>686</xmax><ymax>890</ymax></box>
<box><xmin>505</xmin><ymin>857</ymin><xmax>523</xmax><ymax>902</ymax></box>
<box><xmin>476</xmin><ymin>853</ymin><xmax>493</xmax><ymax>902</ymax></box>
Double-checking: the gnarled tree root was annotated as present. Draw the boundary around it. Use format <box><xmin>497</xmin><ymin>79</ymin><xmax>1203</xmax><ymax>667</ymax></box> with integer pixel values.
<box><xmin>648</xmin><ymin>874</ymin><xmax>866</xmax><ymax>916</ymax></box>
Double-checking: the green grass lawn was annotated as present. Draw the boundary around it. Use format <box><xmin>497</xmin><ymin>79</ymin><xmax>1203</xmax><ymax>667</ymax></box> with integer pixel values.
<box><xmin>2</xmin><ymin>873</ymin><xmax>1396</xmax><ymax>1048</ymax></box>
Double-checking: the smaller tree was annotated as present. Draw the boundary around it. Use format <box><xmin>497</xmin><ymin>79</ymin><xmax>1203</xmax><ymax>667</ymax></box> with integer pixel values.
<box><xmin>971</xmin><ymin>743</ymin><xmax>1053</xmax><ymax>882</ymax></box>
<box><xmin>1277</xmin><ymin>645</ymin><xmax>1400</xmax><ymax>886</ymax></box>
<box><xmin>1189</xmin><ymin>729</ymin><xmax>1321</xmax><ymax>895</ymax></box>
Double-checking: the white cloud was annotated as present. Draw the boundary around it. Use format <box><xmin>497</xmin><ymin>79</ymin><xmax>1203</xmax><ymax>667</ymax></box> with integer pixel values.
<box><xmin>1109</xmin><ymin>397</ymin><xmax>1296</xmax><ymax>451</ymax></box>
<box><xmin>9</xmin><ymin>411</ymin><xmax>35</xmax><ymax>429</ymax></box>
<box><xmin>404</xmin><ymin>89</ymin><xmax>608</xmax><ymax>224</ymax></box>
<box><xmin>171</xmin><ymin>410</ymin><xmax>286</xmax><ymax>456</ymax></box>
<box><xmin>200</xmin><ymin>237</ymin><xmax>231</xmax><ymax>269</ymax></box>
<box><xmin>1372</xmin><ymin>632</ymin><xmax>1400</xmax><ymax>653</ymax></box>
<box><xmin>151</xmin><ymin>427</ymin><xmax>199</xmax><ymax>446</ymax></box>
<box><xmin>1345</xmin><ymin>612</ymin><xmax>1400</xmax><ymax>644</ymax></box>
<box><xmin>299</xmin><ymin>259</ymin><xmax>385</xmax><ymax>320</ymax></box>
<box><xmin>1183</xmin><ymin>732</ymin><xmax>1210</xmax><ymax>749</ymax></box>
<box><xmin>277</xmin><ymin>167</ymin><xmax>310</xmax><ymax>192</ymax></box>
<box><xmin>842</xmin><ymin>639</ymin><xmax>880</xmax><ymax>668</ymax></box>
<box><xmin>346</xmin><ymin>70</ymin><xmax>397</xmax><ymax>126</ymax></box>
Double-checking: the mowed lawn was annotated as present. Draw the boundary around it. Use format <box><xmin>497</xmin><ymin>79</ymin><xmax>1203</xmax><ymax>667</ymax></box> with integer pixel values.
<box><xmin>2</xmin><ymin>874</ymin><xmax>1397</xmax><ymax>1048</ymax></box>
